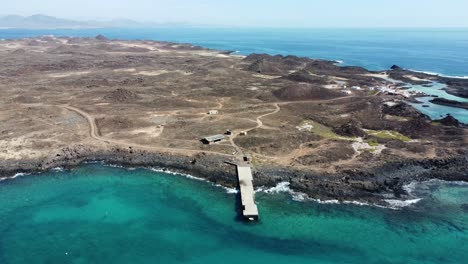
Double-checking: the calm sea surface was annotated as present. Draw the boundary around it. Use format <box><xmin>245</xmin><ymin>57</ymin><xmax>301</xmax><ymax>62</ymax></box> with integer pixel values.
<box><xmin>0</xmin><ymin>164</ymin><xmax>467</xmax><ymax>264</ymax></box>
<box><xmin>1</xmin><ymin>28</ymin><xmax>468</xmax><ymax>77</ymax></box>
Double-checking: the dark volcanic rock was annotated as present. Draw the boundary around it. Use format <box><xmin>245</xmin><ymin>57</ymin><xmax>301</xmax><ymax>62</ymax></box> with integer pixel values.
<box><xmin>391</xmin><ymin>65</ymin><xmax>402</xmax><ymax>70</ymax></box>
<box><xmin>437</xmin><ymin>114</ymin><xmax>461</xmax><ymax>127</ymax></box>
<box><xmin>430</xmin><ymin>98</ymin><xmax>468</xmax><ymax>110</ymax></box>
<box><xmin>0</xmin><ymin>144</ymin><xmax>466</xmax><ymax>204</ymax></box>
<box><xmin>273</xmin><ymin>83</ymin><xmax>343</xmax><ymax>101</ymax></box>
<box><xmin>247</xmin><ymin>58</ymin><xmax>283</xmax><ymax>75</ymax></box>
<box><xmin>243</xmin><ymin>53</ymin><xmax>312</xmax><ymax>75</ymax></box>
<box><xmin>399</xmin><ymin>116</ymin><xmax>440</xmax><ymax>138</ymax></box>
<box><xmin>95</xmin><ymin>34</ymin><xmax>109</xmax><ymax>41</ymax></box>
<box><xmin>333</xmin><ymin>119</ymin><xmax>366</xmax><ymax>137</ymax></box>
<box><xmin>383</xmin><ymin>102</ymin><xmax>426</xmax><ymax>119</ymax></box>
<box><xmin>104</xmin><ymin>88</ymin><xmax>140</xmax><ymax>103</ymax></box>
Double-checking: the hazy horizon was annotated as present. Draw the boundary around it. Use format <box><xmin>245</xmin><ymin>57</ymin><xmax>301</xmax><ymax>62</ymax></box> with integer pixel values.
<box><xmin>2</xmin><ymin>0</ymin><xmax>468</xmax><ymax>28</ymax></box>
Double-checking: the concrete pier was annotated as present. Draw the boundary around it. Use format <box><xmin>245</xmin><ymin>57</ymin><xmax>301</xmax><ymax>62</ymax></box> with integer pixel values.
<box><xmin>236</xmin><ymin>165</ymin><xmax>259</xmax><ymax>221</ymax></box>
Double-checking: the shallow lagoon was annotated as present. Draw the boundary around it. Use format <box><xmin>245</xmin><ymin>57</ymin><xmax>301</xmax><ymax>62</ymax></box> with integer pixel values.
<box><xmin>0</xmin><ymin>164</ymin><xmax>467</xmax><ymax>264</ymax></box>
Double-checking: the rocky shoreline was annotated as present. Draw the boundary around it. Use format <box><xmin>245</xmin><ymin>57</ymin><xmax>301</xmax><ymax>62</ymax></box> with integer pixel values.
<box><xmin>1</xmin><ymin>144</ymin><xmax>466</xmax><ymax>205</ymax></box>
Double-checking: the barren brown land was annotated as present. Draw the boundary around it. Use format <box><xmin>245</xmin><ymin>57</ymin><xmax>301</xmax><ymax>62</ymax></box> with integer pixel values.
<box><xmin>0</xmin><ymin>36</ymin><xmax>466</xmax><ymax>204</ymax></box>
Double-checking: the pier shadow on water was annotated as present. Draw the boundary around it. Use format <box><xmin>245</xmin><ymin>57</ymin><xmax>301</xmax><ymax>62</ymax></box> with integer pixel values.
<box><xmin>233</xmin><ymin>184</ymin><xmax>244</xmax><ymax>222</ymax></box>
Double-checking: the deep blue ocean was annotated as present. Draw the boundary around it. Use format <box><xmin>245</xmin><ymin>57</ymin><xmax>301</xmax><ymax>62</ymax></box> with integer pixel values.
<box><xmin>1</xmin><ymin>28</ymin><xmax>468</xmax><ymax>77</ymax></box>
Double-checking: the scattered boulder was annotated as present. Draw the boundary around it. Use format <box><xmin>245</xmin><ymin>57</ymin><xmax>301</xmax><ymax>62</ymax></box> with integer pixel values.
<box><xmin>390</xmin><ymin>65</ymin><xmax>402</xmax><ymax>70</ymax></box>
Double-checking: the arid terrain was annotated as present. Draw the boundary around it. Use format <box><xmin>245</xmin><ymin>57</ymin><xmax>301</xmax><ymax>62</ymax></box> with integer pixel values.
<box><xmin>0</xmin><ymin>36</ymin><xmax>466</xmax><ymax>203</ymax></box>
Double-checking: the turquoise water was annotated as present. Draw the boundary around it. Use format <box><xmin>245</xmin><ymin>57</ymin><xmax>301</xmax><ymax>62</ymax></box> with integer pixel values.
<box><xmin>1</xmin><ymin>28</ymin><xmax>468</xmax><ymax>77</ymax></box>
<box><xmin>0</xmin><ymin>164</ymin><xmax>467</xmax><ymax>263</ymax></box>
<box><xmin>405</xmin><ymin>82</ymin><xmax>468</xmax><ymax>123</ymax></box>
<box><xmin>410</xmin><ymin>96</ymin><xmax>468</xmax><ymax>123</ymax></box>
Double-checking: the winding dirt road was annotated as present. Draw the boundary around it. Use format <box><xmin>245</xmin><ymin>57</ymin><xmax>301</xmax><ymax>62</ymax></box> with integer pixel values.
<box><xmin>228</xmin><ymin>103</ymin><xmax>281</xmax><ymax>155</ymax></box>
<box><xmin>62</xmin><ymin>105</ymin><xmax>233</xmax><ymax>157</ymax></box>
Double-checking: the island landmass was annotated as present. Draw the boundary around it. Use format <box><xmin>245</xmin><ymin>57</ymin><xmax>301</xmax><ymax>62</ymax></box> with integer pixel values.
<box><xmin>0</xmin><ymin>36</ymin><xmax>466</xmax><ymax>205</ymax></box>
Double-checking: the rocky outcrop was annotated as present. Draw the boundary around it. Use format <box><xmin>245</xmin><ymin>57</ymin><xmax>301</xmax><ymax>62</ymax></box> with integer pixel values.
<box><xmin>430</xmin><ymin>98</ymin><xmax>468</xmax><ymax>110</ymax></box>
<box><xmin>95</xmin><ymin>34</ymin><xmax>109</xmax><ymax>41</ymax></box>
<box><xmin>273</xmin><ymin>83</ymin><xmax>343</xmax><ymax>101</ymax></box>
<box><xmin>437</xmin><ymin>114</ymin><xmax>461</xmax><ymax>127</ymax></box>
<box><xmin>104</xmin><ymin>88</ymin><xmax>140</xmax><ymax>103</ymax></box>
<box><xmin>333</xmin><ymin>119</ymin><xmax>366</xmax><ymax>137</ymax></box>
<box><xmin>383</xmin><ymin>102</ymin><xmax>426</xmax><ymax>118</ymax></box>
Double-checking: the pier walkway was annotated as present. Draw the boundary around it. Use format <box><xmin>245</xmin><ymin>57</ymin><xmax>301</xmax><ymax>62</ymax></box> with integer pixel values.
<box><xmin>236</xmin><ymin>165</ymin><xmax>259</xmax><ymax>221</ymax></box>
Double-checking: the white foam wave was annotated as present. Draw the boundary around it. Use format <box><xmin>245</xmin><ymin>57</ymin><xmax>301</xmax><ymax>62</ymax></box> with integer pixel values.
<box><xmin>423</xmin><ymin>179</ymin><xmax>468</xmax><ymax>186</ymax></box>
<box><xmin>255</xmin><ymin>182</ymin><xmax>396</xmax><ymax>208</ymax></box>
<box><xmin>149</xmin><ymin>167</ymin><xmax>201</xmax><ymax>180</ymax></box>
<box><xmin>149</xmin><ymin>167</ymin><xmax>238</xmax><ymax>194</ymax></box>
<box><xmin>0</xmin><ymin>172</ymin><xmax>30</xmax><ymax>182</ymax></box>
<box><xmin>256</xmin><ymin>182</ymin><xmax>291</xmax><ymax>193</ymax></box>
<box><xmin>402</xmin><ymin>181</ymin><xmax>419</xmax><ymax>195</ymax></box>
<box><xmin>408</xmin><ymin>69</ymin><xmax>468</xmax><ymax>79</ymax></box>
<box><xmin>384</xmin><ymin>198</ymin><xmax>422</xmax><ymax>208</ymax></box>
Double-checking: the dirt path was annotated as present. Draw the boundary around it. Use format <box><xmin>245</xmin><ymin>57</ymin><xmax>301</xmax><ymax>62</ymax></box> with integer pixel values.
<box><xmin>63</xmin><ymin>106</ymin><xmax>102</xmax><ymax>140</ymax></box>
<box><xmin>62</xmin><ymin>105</ymin><xmax>233</xmax><ymax>158</ymax></box>
<box><xmin>228</xmin><ymin>103</ymin><xmax>281</xmax><ymax>155</ymax></box>
<box><xmin>61</xmin><ymin>96</ymin><xmax>354</xmax><ymax>161</ymax></box>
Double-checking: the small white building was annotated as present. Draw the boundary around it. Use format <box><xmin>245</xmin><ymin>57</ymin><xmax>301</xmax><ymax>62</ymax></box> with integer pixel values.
<box><xmin>208</xmin><ymin>110</ymin><xmax>219</xmax><ymax>115</ymax></box>
<box><xmin>351</xmin><ymin>86</ymin><xmax>362</xmax><ymax>90</ymax></box>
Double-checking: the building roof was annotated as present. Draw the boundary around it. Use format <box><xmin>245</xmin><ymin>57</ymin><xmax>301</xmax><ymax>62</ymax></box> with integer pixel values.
<box><xmin>203</xmin><ymin>134</ymin><xmax>225</xmax><ymax>142</ymax></box>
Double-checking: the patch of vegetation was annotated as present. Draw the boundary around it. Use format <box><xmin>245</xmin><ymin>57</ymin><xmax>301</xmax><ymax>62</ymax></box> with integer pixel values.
<box><xmin>367</xmin><ymin>90</ymin><xmax>379</xmax><ymax>96</ymax></box>
<box><xmin>298</xmin><ymin>120</ymin><xmax>354</xmax><ymax>141</ymax></box>
<box><xmin>362</xmin><ymin>148</ymin><xmax>377</xmax><ymax>153</ymax></box>
<box><xmin>251</xmin><ymin>155</ymin><xmax>263</xmax><ymax>166</ymax></box>
<box><xmin>367</xmin><ymin>130</ymin><xmax>411</xmax><ymax>142</ymax></box>
<box><xmin>366</xmin><ymin>139</ymin><xmax>379</xmax><ymax>147</ymax></box>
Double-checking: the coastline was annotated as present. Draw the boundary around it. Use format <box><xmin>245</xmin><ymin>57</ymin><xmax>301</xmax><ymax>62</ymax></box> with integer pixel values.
<box><xmin>0</xmin><ymin>143</ymin><xmax>466</xmax><ymax>206</ymax></box>
<box><xmin>0</xmin><ymin>35</ymin><xmax>466</xmax><ymax>207</ymax></box>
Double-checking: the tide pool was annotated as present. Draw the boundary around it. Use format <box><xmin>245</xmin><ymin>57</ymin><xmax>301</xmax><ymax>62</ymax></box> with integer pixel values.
<box><xmin>0</xmin><ymin>164</ymin><xmax>467</xmax><ymax>264</ymax></box>
<box><xmin>406</xmin><ymin>82</ymin><xmax>468</xmax><ymax>123</ymax></box>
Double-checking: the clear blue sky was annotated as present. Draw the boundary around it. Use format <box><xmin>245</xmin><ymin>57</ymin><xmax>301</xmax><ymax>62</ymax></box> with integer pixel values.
<box><xmin>3</xmin><ymin>0</ymin><xmax>468</xmax><ymax>27</ymax></box>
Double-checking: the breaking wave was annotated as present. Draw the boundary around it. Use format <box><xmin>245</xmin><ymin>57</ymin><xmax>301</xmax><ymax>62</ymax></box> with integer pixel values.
<box><xmin>408</xmin><ymin>69</ymin><xmax>468</xmax><ymax>79</ymax></box>
<box><xmin>0</xmin><ymin>172</ymin><xmax>30</xmax><ymax>182</ymax></box>
<box><xmin>255</xmin><ymin>182</ymin><xmax>408</xmax><ymax>209</ymax></box>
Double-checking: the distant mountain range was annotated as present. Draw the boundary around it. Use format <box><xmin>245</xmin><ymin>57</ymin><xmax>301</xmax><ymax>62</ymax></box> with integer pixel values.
<box><xmin>0</xmin><ymin>14</ymin><xmax>181</xmax><ymax>29</ymax></box>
